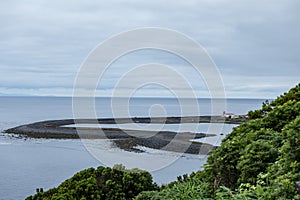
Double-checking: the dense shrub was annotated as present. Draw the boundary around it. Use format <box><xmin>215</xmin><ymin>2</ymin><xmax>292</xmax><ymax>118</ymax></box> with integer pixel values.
<box><xmin>147</xmin><ymin>83</ymin><xmax>300</xmax><ymax>199</ymax></box>
<box><xmin>134</xmin><ymin>175</ymin><xmax>213</xmax><ymax>200</ymax></box>
<box><xmin>26</xmin><ymin>164</ymin><xmax>158</xmax><ymax>200</ymax></box>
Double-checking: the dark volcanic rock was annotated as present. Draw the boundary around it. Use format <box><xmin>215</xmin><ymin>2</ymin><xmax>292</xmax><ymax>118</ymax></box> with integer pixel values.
<box><xmin>3</xmin><ymin>116</ymin><xmax>238</xmax><ymax>154</ymax></box>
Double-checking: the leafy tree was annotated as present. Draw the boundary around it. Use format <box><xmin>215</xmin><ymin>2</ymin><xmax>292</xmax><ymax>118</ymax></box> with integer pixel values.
<box><xmin>26</xmin><ymin>165</ymin><xmax>158</xmax><ymax>200</ymax></box>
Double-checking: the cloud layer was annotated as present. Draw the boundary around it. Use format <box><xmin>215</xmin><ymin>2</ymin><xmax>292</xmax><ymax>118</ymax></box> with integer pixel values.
<box><xmin>0</xmin><ymin>0</ymin><xmax>299</xmax><ymax>98</ymax></box>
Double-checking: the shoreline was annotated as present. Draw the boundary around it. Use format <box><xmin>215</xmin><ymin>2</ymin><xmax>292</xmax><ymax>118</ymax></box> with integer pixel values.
<box><xmin>4</xmin><ymin>116</ymin><xmax>245</xmax><ymax>154</ymax></box>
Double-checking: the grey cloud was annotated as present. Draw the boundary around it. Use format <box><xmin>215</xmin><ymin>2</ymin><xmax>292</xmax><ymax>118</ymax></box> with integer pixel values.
<box><xmin>0</xmin><ymin>0</ymin><xmax>299</xmax><ymax>97</ymax></box>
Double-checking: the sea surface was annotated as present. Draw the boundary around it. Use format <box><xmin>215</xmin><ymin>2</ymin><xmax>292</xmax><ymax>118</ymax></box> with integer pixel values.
<box><xmin>0</xmin><ymin>97</ymin><xmax>264</xmax><ymax>200</ymax></box>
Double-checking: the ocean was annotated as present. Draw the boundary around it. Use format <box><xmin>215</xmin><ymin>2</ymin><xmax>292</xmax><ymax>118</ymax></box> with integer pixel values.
<box><xmin>0</xmin><ymin>97</ymin><xmax>264</xmax><ymax>200</ymax></box>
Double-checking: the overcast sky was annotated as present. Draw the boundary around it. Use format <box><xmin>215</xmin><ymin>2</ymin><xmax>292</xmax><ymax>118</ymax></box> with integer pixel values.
<box><xmin>0</xmin><ymin>0</ymin><xmax>299</xmax><ymax>98</ymax></box>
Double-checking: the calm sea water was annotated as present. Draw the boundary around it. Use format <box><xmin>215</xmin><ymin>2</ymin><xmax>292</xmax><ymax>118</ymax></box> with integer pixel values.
<box><xmin>0</xmin><ymin>97</ymin><xmax>264</xmax><ymax>200</ymax></box>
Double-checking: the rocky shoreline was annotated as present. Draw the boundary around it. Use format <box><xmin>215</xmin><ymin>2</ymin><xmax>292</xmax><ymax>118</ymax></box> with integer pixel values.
<box><xmin>4</xmin><ymin>116</ymin><xmax>245</xmax><ymax>154</ymax></box>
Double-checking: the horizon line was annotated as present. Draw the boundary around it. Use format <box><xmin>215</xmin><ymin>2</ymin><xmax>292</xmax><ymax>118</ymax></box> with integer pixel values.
<box><xmin>0</xmin><ymin>95</ymin><xmax>270</xmax><ymax>100</ymax></box>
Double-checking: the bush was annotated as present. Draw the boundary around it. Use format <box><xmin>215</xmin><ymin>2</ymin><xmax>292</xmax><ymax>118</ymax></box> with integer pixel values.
<box><xmin>134</xmin><ymin>175</ymin><xmax>213</xmax><ymax>200</ymax></box>
<box><xmin>26</xmin><ymin>165</ymin><xmax>159</xmax><ymax>200</ymax></box>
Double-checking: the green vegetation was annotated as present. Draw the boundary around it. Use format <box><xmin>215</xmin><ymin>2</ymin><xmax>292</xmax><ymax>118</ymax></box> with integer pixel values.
<box><xmin>27</xmin><ymin>83</ymin><xmax>300</xmax><ymax>199</ymax></box>
<box><xmin>248</xmin><ymin>83</ymin><xmax>300</xmax><ymax>119</ymax></box>
<box><xmin>26</xmin><ymin>164</ymin><xmax>158</xmax><ymax>200</ymax></box>
<box><xmin>138</xmin><ymin>83</ymin><xmax>300</xmax><ymax>200</ymax></box>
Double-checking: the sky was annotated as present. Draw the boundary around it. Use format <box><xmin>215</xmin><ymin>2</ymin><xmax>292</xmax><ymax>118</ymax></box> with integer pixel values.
<box><xmin>0</xmin><ymin>0</ymin><xmax>299</xmax><ymax>98</ymax></box>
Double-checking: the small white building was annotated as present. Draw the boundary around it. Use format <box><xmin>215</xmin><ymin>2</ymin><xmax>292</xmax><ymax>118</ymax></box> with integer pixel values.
<box><xmin>223</xmin><ymin>111</ymin><xmax>239</xmax><ymax>119</ymax></box>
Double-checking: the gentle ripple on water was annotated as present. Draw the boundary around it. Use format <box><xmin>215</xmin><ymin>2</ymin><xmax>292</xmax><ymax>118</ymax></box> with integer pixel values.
<box><xmin>0</xmin><ymin>97</ymin><xmax>262</xmax><ymax>199</ymax></box>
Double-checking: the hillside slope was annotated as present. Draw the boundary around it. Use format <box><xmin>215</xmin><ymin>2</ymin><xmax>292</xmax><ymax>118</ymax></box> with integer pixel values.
<box><xmin>137</xmin><ymin>83</ymin><xmax>300</xmax><ymax>199</ymax></box>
